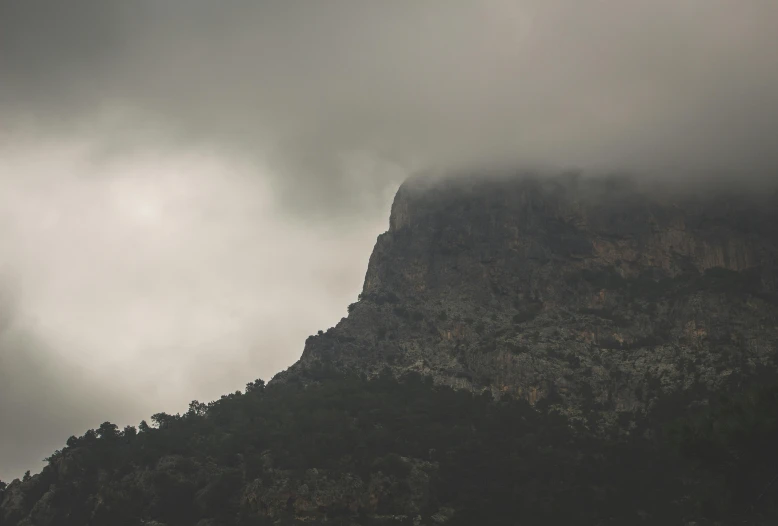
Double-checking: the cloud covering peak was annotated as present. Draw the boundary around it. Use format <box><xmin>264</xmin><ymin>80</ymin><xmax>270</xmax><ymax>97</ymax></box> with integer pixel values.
<box><xmin>3</xmin><ymin>1</ymin><xmax>778</xmax><ymax>214</ymax></box>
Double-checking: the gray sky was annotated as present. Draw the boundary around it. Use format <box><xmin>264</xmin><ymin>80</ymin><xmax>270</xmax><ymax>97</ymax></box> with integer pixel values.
<box><xmin>1</xmin><ymin>0</ymin><xmax>778</xmax><ymax>480</ymax></box>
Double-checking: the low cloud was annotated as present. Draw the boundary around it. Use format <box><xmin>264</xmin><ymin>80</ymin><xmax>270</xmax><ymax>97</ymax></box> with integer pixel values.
<box><xmin>3</xmin><ymin>1</ymin><xmax>777</xmax><ymax>214</ymax></box>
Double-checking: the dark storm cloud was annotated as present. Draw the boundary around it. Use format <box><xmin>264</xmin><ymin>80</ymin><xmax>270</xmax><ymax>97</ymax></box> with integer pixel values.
<box><xmin>3</xmin><ymin>0</ymin><xmax>778</xmax><ymax>215</ymax></box>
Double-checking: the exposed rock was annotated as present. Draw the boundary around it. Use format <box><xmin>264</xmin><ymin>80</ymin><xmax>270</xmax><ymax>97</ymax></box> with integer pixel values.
<box><xmin>275</xmin><ymin>173</ymin><xmax>778</xmax><ymax>429</ymax></box>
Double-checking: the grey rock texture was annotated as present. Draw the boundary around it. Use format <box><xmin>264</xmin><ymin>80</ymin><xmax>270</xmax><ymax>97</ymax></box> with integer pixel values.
<box><xmin>275</xmin><ymin>173</ymin><xmax>778</xmax><ymax>429</ymax></box>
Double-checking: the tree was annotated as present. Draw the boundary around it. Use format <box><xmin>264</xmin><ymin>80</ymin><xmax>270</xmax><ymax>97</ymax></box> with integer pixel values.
<box><xmin>151</xmin><ymin>412</ymin><xmax>179</xmax><ymax>430</ymax></box>
<box><xmin>245</xmin><ymin>379</ymin><xmax>266</xmax><ymax>394</ymax></box>
<box><xmin>187</xmin><ymin>400</ymin><xmax>208</xmax><ymax>417</ymax></box>
<box><xmin>96</xmin><ymin>422</ymin><xmax>120</xmax><ymax>440</ymax></box>
<box><xmin>22</xmin><ymin>471</ymin><xmax>31</xmax><ymax>482</ymax></box>
<box><xmin>44</xmin><ymin>449</ymin><xmax>63</xmax><ymax>463</ymax></box>
<box><xmin>123</xmin><ymin>425</ymin><xmax>137</xmax><ymax>439</ymax></box>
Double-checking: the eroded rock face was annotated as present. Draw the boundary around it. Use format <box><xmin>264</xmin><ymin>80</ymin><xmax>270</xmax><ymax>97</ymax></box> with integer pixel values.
<box><xmin>275</xmin><ymin>174</ymin><xmax>778</xmax><ymax>429</ymax></box>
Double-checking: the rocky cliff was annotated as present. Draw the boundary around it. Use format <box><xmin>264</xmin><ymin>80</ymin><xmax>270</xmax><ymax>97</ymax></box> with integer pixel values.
<box><xmin>276</xmin><ymin>173</ymin><xmax>778</xmax><ymax>430</ymax></box>
<box><xmin>4</xmin><ymin>172</ymin><xmax>778</xmax><ymax>526</ymax></box>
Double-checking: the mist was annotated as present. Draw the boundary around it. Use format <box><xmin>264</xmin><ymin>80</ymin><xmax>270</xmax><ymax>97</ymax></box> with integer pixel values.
<box><xmin>0</xmin><ymin>138</ymin><xmax>394</xmax><ymax>480</ymax></box>
<box><xmin>2</xmin><ymin>0</ymin><xmax>778</xmax><ymax>480</ymax></box>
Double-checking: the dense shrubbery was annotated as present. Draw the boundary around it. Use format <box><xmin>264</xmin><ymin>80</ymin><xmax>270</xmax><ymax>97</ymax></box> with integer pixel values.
<box><xmin>3</xmin><ymin>369</ymin><xmax>778</xmax><ymax>525</ymax></box>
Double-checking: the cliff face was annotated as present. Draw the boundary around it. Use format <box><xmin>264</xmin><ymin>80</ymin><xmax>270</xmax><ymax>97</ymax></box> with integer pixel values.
<box><xmin>5</xmin><ymin>173</ymin><xmax>778</xmax><ymax>526</ymax></box>
<box><xmin>277</xmin><ymin>173</ymin><xmax>778</xmax><ymax>428</ymax></box>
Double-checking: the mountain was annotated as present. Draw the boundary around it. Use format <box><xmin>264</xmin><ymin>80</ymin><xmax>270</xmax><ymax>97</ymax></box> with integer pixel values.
<box><xmin>277</xmin><ymin>173</ymin><xmax>778</xmax><ymax>430</ymax></box>
<box><xmin>2</xmin><ymin>173</ymin><xmax>778</xmax><ymax>526</ymax></box>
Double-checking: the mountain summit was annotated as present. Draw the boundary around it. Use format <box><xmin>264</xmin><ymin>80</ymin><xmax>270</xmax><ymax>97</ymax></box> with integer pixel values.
<box><xmin>3</xmin><ymin>173</ymin><xmax>778</xmax><ymax>526</ymax></box>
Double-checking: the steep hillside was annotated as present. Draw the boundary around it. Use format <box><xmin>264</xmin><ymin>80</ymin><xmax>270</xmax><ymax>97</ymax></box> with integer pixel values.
<box><xmin>276</xmin><ymin>173</ymin><xmax>778</xmax><ymax>430</ymax></box>
<box><xmin>3</xmin><ymin>173</ymin><xmax>778</xmax><ymax>526</ymax></box>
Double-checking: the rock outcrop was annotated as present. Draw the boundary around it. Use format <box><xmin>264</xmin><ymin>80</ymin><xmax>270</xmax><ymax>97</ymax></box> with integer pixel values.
<box><xmin>276</xmin><ymin>173</ymin><xmax>778</xmax><ymax>429</ymax></box>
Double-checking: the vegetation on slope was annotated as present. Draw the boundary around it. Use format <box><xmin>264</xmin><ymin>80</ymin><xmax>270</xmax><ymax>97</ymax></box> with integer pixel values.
<box><xmin>2</xmin><ymin>367</ymin><xmax>778</xmax><ymax>525</ymax></box>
